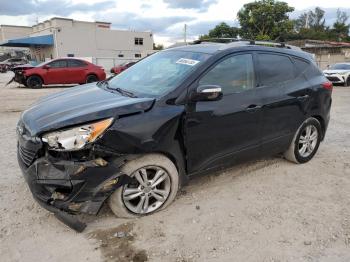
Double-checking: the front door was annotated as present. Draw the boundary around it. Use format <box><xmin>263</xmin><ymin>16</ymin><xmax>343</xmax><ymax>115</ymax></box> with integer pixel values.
<box><xmin>45</xmin><ymin>59</ymin><xmax>68</xmax><ymax>84</ymax></box>
<box><xmin>185</xmin><ymin>53</ymin><xmax>263</xmax><ymax>173</ymax></box>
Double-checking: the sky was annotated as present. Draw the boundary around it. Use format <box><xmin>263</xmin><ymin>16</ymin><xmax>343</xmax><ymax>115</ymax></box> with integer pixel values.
<box><xmin>0</xmin><ymin>0</ymin><xmax>350</xmax><ymax>46</ymax></box>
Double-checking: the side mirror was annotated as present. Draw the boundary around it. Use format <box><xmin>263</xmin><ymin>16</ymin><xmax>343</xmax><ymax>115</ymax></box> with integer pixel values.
<box><xmin>43</xmin><ymin>65</ymin><xmax>51</xmax><ymax>70</ymax></box>
<box><xmin>191</xmin><ymin>85</ymin><xmax>223</xmax><ymax>102</ymax></box>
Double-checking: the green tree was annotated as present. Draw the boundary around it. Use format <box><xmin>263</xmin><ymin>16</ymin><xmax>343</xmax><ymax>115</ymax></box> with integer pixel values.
<box><xmin>237</xmin><ymin>0</ymin><xmax>294</xmax><ymax>40</ymax></box>
<box><xmin>294</xmin><ymin>7</ymin><xmax>326</xmax><ymax>32</ymax></box>
<box><xmin>200</xmin><ymin>22</ymin><xmax>240</xmax><ymax>40</ymax></box>
<box><xmin>153</xmin><ymin>43</ymin><xmax>164</xmax><ymax>50</ymax></box>
<box><xmin>330</xmin><ymin>9</ymin><xmax>350</xmax><ymax>41</ymax></box>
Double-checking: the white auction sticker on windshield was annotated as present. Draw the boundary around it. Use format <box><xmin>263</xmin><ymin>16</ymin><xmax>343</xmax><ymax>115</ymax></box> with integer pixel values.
<box><xmin>176</xmin><ymin>58</ymin><xmax>200</xmax><ymax>66</ymax></box>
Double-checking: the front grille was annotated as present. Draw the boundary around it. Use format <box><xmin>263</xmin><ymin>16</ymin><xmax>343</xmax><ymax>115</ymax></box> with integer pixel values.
<box><xmin>18</xmin><ymin>145</ymin><xmax>37</xmax><ymax>167</ymax></box>
<box><xmin>326</xmin><ymin>76</ymin><xmax>342</xmax><ymax>82</ymax></box>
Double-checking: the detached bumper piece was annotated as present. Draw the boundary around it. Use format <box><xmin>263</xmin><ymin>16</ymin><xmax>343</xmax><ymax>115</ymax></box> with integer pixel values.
<box><xmin>17</xmin><ymin>132</ymin><xmax>132</xmax><ymax>232</ymax></box>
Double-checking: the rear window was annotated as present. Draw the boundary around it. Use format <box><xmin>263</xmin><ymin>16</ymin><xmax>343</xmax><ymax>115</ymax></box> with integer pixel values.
<box><xmin>258</xmin><ymin>53</ymin><xmax>295</xmax><ymax>85</ymax></box>
<box><xmin>68</xmin><ymin>60</ymin><xmax>86</xmax><ymax>67</ymax></box>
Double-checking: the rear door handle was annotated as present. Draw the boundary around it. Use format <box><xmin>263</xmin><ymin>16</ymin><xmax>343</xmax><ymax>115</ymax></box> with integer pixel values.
<box><xmin>297</xmin><ymin>94</ymin><xmax>309</xmax><ymax>100</ymax></box>
<box><xmin>246</xmin><ymin>104</ymin><xmax>262</xmax><ymax>112</ymax></box>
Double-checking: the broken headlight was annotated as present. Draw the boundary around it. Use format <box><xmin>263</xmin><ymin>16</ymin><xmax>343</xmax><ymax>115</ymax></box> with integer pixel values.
<box><xmin>42</xmin><ymin>118</ymin><xmax>113</xmax><ymax>151</ymax></box>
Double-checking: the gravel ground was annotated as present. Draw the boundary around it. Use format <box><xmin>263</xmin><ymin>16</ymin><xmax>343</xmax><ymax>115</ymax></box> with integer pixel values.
<box><xmin>1</xmin><ymin>71</ymin><xmax>350</xmax><ymax>262</ymax></box>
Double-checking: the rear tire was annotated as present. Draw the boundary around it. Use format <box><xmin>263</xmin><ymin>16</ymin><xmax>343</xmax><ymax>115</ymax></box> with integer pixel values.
<box><xmin>26</xmin><ymin>75</ymin><xmax>43</xmax><ymax>89</ymax></box>
<box><xmin>108</xmin><ymin>154</ymin><xmax>179</xmax><ymax>218</ymax></box>
<box><xmin>86</xmin><ymin>74</ymin><xmax>98</xmax><ymax>83</ymax></box>
<box><xmin>344</xmin><ymin>77</ymin><xmax>350</xmax><ymax>87</ymax></box>
<box><xmin>284</xmin><ymin>117</ymin><xmax>322</xmax><ymax>164</ymax></box>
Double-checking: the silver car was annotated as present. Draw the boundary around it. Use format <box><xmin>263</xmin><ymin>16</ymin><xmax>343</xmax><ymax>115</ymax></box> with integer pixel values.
<box><xmin>323</xmin><ymin>63</ymin><xmax>350</xmax><ymax>86</ymax></box>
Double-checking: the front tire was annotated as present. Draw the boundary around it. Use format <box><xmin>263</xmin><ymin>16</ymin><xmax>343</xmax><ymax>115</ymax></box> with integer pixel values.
<box><xmin>108</xmin><ymin>154</ymin><xmax>179</xmax><ymax>218</ymax></box>
<box><xmin>26</xmin><ymin>75</ymin><xmax>43</xmax><ymax>89</ymax></box>
<box><xmin>344</xmin><ymin>77</ymin><xmax>350</xmax><ymax>87</ymax></box>
<box><xmin>284</xmin><ymin>117</ymin><xmax>322</xmax><ymax>164</ymax></box>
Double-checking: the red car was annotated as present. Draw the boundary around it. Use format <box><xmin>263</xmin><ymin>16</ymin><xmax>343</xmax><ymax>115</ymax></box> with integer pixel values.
<box><xmin>13</xmin><ymin>58</ymin><xmax>106</xmax><ymax>88</ymax></box>
<box><xmin>110</xmin><ymin>62</ymin><xmax>136</xmax><ymax>75</ymax></box>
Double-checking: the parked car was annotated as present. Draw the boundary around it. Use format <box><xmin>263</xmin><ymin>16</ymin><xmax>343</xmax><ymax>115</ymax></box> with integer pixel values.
<box><xmin>323</xmin><ymin>63</ymin><xmax>350</xmax><ymax>86</ymax></box>
<box><xmin>12</xmin><ymin>58</ymin><xmax>106</xmax><ymax>88</ymax></box>
<box><xmin>17</xmin><ymin>41</ymin><xmax>332</xmax><ymax>231</ymax></box>
<box><xmin>110</xmin><ymin>61</ymin><xmax>136</xmax><ymax>74</ymax></box>
<box><xmin>0</xmin><ymin>58</ymin><xmax>27</xmax><ymax>73</ymax></box>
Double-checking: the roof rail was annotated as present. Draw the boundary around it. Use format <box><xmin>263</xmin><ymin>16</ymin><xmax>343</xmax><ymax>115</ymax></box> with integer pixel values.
<box><xmin>192</xmin><ymin>38</ymin><xmax>301</xmax><ymax>51</ymax></box>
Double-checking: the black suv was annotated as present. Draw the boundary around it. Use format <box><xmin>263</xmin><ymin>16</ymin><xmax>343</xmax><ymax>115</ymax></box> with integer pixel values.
<box><xmin>17</xmin><ymin>41</ymin><xmax>332</xmax><ymax>231</ymax></box>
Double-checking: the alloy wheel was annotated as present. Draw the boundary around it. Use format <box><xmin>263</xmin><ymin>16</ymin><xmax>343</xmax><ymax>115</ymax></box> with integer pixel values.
<box><xmin>122</xmin><ymin>166</ymin><xmax>171</xmax><ymax>214</ymax></box>
<box><xmin>298</xmin><ymin>125</ymin><xmax>318</xmax><ymax>158</ymax></box>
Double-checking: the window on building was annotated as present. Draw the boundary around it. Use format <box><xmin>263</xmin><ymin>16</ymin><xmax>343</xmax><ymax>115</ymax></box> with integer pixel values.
<box><xmin>135</xmin><ymin>54</ymin><xmax>142</xmax><ymax>58</ymax></box>
<box><xmin>257</xmin><ymin>53</ymin><xmax>294</xmax><ymax>85</ymax></box>
<box><xmin>68</xmin><ymin>59</ymin><xmax>87</xmax><ymax>67</ymax></box>
<box><xmin>199</xmin><ymin>54</ymin><xmax>255</xmax><ymax>95</ymax></box>
<box><xmin>49</xmin><ymin>60</ymin><xmax>68</xmax><ymax>68</ymax></box>
<box><xmin>135</xmin><ymin>37</ymin><xmax>144</xmax><ymax>45</ymax></box>
<box><xmin>118</xmin><ymin>54</ymin><xmax>124</xmax><ymax>58</ymax></box>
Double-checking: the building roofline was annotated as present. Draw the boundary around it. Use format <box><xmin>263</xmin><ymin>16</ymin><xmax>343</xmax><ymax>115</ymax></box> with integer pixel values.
<box><xmin>0</xmin><ymin>25</ymin><xmax>32</xmax><ymax>28</ymax></box>
<box><xmin>95</xmin><ymin>21</ymin><xmax>111</xmax><ymax>24</ymax></box>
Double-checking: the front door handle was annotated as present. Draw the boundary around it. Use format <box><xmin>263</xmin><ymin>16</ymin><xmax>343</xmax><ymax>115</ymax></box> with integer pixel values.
<box><xmin>245</xmin><ymin>104</ymin><xmax>262</xmax><ymax>112</ymax></box>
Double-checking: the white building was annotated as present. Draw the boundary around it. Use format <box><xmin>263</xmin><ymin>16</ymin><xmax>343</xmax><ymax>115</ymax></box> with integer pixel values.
<box><xmin>0</xmin><ymin>17</ymin><xmax>155</xmax><ymax>69</ymax></box>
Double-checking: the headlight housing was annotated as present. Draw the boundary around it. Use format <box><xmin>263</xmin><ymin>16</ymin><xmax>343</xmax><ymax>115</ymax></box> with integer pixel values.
<box><xmin>42</xmin><ymin>118</ymin><xmax>113</xmax><ymax>151</ymax></box>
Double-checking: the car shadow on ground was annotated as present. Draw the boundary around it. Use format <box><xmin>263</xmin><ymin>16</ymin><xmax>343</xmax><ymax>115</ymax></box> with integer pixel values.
<box><xmin>80</xmin><ymin>155</ymin><xmax>284</xmax><ymax>225</ymax></box>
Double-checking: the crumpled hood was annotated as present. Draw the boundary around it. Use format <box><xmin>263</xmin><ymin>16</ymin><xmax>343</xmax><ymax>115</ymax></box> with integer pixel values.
<box><xmin>323</xmin><ymin>69</ymin><xmax>350</xmax><ymax>74</ymax></box>
<box><xmin>21</xmin><ymin>83</ymin><xmax>155</xmax><ymax>136</ymax></box>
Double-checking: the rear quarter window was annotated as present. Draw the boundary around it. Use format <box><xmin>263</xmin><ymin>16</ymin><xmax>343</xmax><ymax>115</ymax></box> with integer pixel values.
<box><xmin>257</xmin><ymin>53</ymin><xmax>295</xmax><ymax>85</ymax></box>
<box><xmin>293</xmin><ymin>58</ymin><xmax>322</xmax><ymax>79</ymax></box>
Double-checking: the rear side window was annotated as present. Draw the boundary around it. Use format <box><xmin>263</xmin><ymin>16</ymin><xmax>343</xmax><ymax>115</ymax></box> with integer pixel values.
<box><xmin>258</xmin><ymin>53</ymin><xmax>294</xmax><ymax>85</ymax></box>
<box><xmin>49</xmin><ymin>60</ymin><xmax>67</xmax><ymax>68</ymax></box>
<box><xmin>68</xmin><ymin>60</ymin><xmax>86</xmax><ymax>67</ymax></box>
<box><xmin>199</xmin><ymin>53</ymin><xmax>255</xmax><ymax>95</ymax></box>
<box><xmin>293</xmin><ymin>58</ymin><xmax>309</xmax><ymax>76</ymax></box>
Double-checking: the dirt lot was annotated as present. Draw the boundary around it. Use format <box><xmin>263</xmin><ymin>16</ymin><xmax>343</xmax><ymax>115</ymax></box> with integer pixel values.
<box><xmin>0</xmin><ymin>71</ymin><xmax>350</xmax><ymax>262</ymax></box>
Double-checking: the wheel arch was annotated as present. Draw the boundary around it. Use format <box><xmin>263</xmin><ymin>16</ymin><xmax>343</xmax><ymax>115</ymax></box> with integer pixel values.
<box><xmin>311</xmin><ymin>115</ymin><xmax>325</xmax><ymax>140</ymax></box>
<box><xmin>86</xmin><ymin>73</ymin><xmax>98</xmax><ymax>81</ymax></box>
<box><xmin>26</xmin><ymin>74</ymin><xmax>44</xmax><ymax>84</ymax></box>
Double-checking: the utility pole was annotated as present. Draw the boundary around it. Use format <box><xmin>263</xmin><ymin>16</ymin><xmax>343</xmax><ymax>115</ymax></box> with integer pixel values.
<box><xmin>184</xmin><ymin>24</ymin><xmax>187</xmax><ymax>45</ymax></box>
<box><xmin>305</xmin><ymin>12</ymin><xmax>309</xmax><ymax>29</ymax></box>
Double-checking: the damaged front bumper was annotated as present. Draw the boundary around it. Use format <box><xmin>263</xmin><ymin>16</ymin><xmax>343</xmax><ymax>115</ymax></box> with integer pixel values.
<box><xmin>17</xmin><ymin>135</ymin><xmax>132</xmax><ymax>232</ymax></box>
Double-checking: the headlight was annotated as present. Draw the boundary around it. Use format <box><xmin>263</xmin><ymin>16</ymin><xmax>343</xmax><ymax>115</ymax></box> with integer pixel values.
<box><xmin>42</xmin><ymin>118</ymin><xmax>113</xmax><ymax>151</ymax></box>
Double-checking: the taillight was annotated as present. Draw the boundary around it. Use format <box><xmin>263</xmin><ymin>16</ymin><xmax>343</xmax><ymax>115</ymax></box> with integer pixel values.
<box><xmin>322</xmin><ymin>81</ymin><xmax>333</xmax><ymax>91</ymax></box>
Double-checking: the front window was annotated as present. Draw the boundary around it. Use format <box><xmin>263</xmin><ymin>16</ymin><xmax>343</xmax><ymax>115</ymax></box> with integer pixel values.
<box><xmin>330</xmin><ymin>64</ymin><xmax>350</xmax><ymax>70</ymax></box>
<box><xmin>199</xmin><ymin>54</ymin><xmax>255</xmax><ymax>94</ymax></box>
<box><xmin>107</xmin><ymin>50</ymin><xmax>211</xmax><ymax>97</ymax></box>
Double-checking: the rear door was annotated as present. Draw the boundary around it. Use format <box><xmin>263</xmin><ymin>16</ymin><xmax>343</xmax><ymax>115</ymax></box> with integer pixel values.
<box><xmin>67</xmin><ymin>59</ymin><xmax>88</xmax><ymax>83</ymax></box>
<box><xmin>185</xmin><ymin>53</ymin><xmax>263</xmax><ymax>173</ymax></box>
<box><xmin>256</xmin><ymin>52</ymin><xmax>311</xmax><ymax>154</ymax></box>
<box><xmin>45</xmin><ymin>59</ymin><xmax>69</xmax><ymax>84</ymax></box>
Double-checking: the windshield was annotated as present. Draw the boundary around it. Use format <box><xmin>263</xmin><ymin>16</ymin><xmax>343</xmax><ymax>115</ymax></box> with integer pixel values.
<box><xmin>330</xmin><ymin>64</ymin><xmax>350</xmax><ymax>70</ymax></box>
<box><xmin>107</xmin><ymin>50</ymin><xmax>211</xmax><ymax>97</ymax></box>
<box><xmin>35</xmin><ymin>61</ymin><xmax>50</xmax><ymax>67</ymax></box>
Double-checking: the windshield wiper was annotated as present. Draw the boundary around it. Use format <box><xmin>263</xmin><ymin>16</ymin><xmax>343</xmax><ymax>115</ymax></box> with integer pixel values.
<box><xmin>97</xmin><ymin>80</ymin><xmax>137</xmax><ymax>98</ymax></box>
<box><xmin>115</xmin><ymin>87</ymin><xmax>137</xmax><ymax>98</ymax></box>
